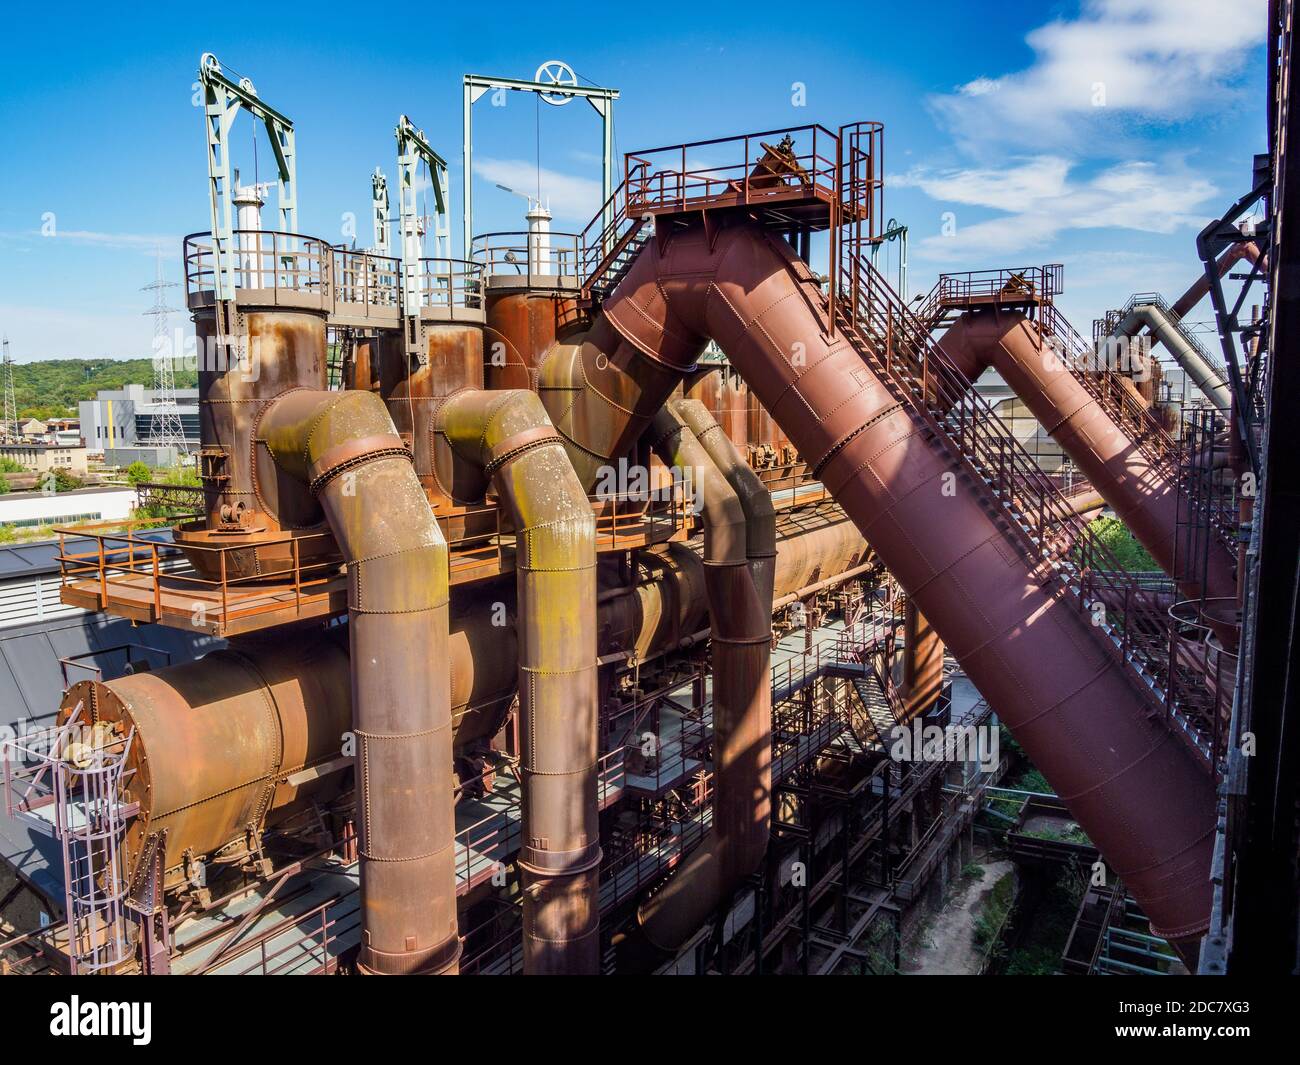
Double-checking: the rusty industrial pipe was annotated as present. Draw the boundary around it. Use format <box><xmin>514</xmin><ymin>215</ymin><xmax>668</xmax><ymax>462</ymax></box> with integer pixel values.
<box><xmin>938</xmin><ymin>309</ymin><xmax>1238</xmax><ymax>609</ymax></box>
<box><xmin>436</xmin><ymin>388</ymin><xmax>601</xmax><ymax>975</ymax></box>
<box><xmin>259</xmin><ymin>388</ymin><xmax>460</xmax><ymax>975</ymax></box>
<box><xmin>623</xmin><ymin>399</ymin><xmax>772</xmax><ymax>961</ymax></box>
<box><xmin>537</xmin><ymin>255</ymin><xmax>710</xmax><ymax>489</ymax></box>
<box><xmin>555</xmin><ymin>219</ymin><xmax>1216</xmax><ymax>947</ymax></box>
<box><xmin>900</xmin><ymin>601</ymin><xmax>944</xmax><ymax>721</ymax></box>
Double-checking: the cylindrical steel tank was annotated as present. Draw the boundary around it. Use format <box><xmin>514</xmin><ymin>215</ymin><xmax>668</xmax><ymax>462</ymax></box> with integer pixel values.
<box><xmin>483</xmin><ymin>283</ymin><xmax>582</xmax><ymax>392</ymax></box>
<box><xmin>685</xmin><ymin>367</ymin><xmax>749</xmax><ymax>451</ymax></box>
<box><xmin>377</xmin><ymin>322</ymin><xmax>484</xmax><ymax>511</ymax></box>
<box><xmin>181</xmin><ymin>307</ymin><xmax>338</xmax><ymax>581</ymax></box>
<box><xmin>59</xmin><ymin>632</ymin><xmax>352</xmax><ymax>891</ymax></box>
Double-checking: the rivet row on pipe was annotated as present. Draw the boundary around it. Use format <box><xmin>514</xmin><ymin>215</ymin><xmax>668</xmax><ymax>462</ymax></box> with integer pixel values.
<box><xmin>437</xmin><ymin>388</ymin><xmax>601</xmax><ymax>975</ymax></box>
<box><xmin>536</xmin><ymin>218</ymin><xmax>1217</xmax><ymax>954</ymax></box>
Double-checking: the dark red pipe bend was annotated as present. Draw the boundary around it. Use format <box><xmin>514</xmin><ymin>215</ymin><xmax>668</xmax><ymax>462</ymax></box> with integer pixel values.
<box><xmin>573</xmin><ymin>221</ymin><xmax>1216</xmax><ymax>946</ymax></box>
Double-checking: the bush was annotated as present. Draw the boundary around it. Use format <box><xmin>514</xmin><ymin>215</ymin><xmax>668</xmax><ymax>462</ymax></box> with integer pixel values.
<box><xmin>1083</xmin><ymin>515</ymin><xmax>1158</xmax><ymax>572</ymax></box>
<box><xmin>125</xmin><ymin>461</ymin><xmax>151</xmax><ymax>486</ymax></box>
<box><xmin>41</xmin><ymin>469</ymin><xmax>83</xmax><ymax>493</ymax></box>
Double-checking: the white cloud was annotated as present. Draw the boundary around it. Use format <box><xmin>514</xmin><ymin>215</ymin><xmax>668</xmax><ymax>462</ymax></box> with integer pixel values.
<box><xmin>931</xmin><ymin>0</ymin><xmax>1263</xmax><ymax>151</ymax></box>
<box><xmin>897</xmin><ymin>155</ymin><xmax>1216</xmax><ymax>261</ymax></box>
<box><xmin>472</xmin><ymin>158</ymin><xmax>602</xmax><ymax>222</ymax></box>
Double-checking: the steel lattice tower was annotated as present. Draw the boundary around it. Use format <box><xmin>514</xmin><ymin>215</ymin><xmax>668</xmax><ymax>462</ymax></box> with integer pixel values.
<box><xmin>1</xmin><ymin>336</ymin><xmax>17</xmax><ymax>442</ymax></box>
<box><xmin>142</xmin><ymin>248</ymin><xmax>188</xmax><ymax>455</ymax></box>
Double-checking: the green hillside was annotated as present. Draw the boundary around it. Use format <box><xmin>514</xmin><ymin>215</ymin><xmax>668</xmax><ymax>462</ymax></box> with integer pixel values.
<box><xmin>8</xmin><ymin>358</ymin><xmax>199</xmax><ymax>420</ymax></box>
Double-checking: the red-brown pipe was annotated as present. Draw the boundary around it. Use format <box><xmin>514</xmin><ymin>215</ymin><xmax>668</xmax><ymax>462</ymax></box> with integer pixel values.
<box><xmin>900</xmin><ymin>601</ymin><xmax>944</xmax><ymax>721</ymax></box>
<box><xmin>260</xmin><ymin>388</ymin><xmax>460</xmax><ymax>975</ymax></box>
<box><xmin>629</xmin><ymin>400</ymin><xmax>771</xmax><ymax>959</ymax></box>
<box><xmin>571</xmin><ymin>220</ymin><xmax>1215</xmax><ymax>945</ymax></box>
<box><xmin>938</xmin><ymin>309</ymin><xmax>1238</xmax><ymax>609</ymax></box>
<box><xmin>437</xmin><ymin>389</ymin><xmax>600</xmax><ymax>974</ymax></box>
<box><xmin>1168</xmin><ymin>241</ymin><xmax>1264</xmax><ymax>321</ymax></box>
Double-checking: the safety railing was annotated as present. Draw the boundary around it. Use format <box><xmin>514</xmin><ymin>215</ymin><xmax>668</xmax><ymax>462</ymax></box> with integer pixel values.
<box><xmin>184</xmin><ymin>230</ymin><xmax>332</xmax><ymax>310</ymax></box>
<box><xmin>576</xmin><ymin>166</ymin><xmax>651</xmax><ymax>301</ymax></box>
<box><xmin>625</xmin><ymin>124</ymin><xmax>846</xmax><ymax>220</ymax></box>
<box><xmin>2</xmin><ymin>704</ymin><xmax>136</xmax><ymax>974</ymax></box>
<box><xmin>835</xmin><ymin>245</ymin><xmax>1220</xmax><ymax>769</ymax></box>
<box><xmin>412</xmin><ymin>257</ymin><xmax>484</xmax><ymax>312</ymax></box>
<box><xmin>1047</xmin><ymin>304</ymin><xmax>1239</xmax><ymax>562</ymax></box>
<box><xmin>470</xmin><ymin>231</ymin><xmax>583</xmax><ymax>284</ymax></box>
<box><xmin>928</xmin><ymin>265</ymin><xmax>1063</xmax><ymax>314</ymax></box>
<box><xmin>57</xmin><ymin>478</ymin><xmax>693</xmax><ymax>632</ymax></box>
<box><xmin>54</xmin><ymin>520</ymin><xmax>343</xmax><ymax>633</ymax></box>
<box><xmin>1037</xmin><ymin>301</ymin><xmax>1180</xmax><ymax>476</ymax></box>
<box><xmin>1102</xmin><ymin>289</ymin><xmax>1229</xmax><ymax>380</ymax></box>
<box><xmin>331</xmin><ymin>247</ymin><xmax>401</xmax><ymax>323</ymax></box>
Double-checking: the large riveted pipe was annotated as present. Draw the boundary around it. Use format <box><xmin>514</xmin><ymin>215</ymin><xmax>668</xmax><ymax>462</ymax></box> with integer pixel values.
<box><xmin>624</xmin><ymin>399</ymin><xmax>772</xmax><ymax>961</ymax></box>
<box><xmin>938</xmin><ymin>309</ymin><xmax>1238</xmax><ymax>607</ymax></box>
<box><xmin>436</xmin><ymin>389</ymin><xmax>601</xmax><ymax>975</ymax></box>
<box><xmin>900</xmin><ymin>601</ymin><xmax>944</xmax><ymax>721</ymax></box>
<box><xmin>565</xmin><ymin>219</ymin><xmax>1214</xmax><ymax>948</ymax></box>
<box><xmin>537</xmin><ymin>243</ymin><xmax>710</xmax><ymax>489</ymax></box>
<box><xmin>259</xmin><ymin>388</ymin><xmax>460</xmax><ymax>975</ymax></box>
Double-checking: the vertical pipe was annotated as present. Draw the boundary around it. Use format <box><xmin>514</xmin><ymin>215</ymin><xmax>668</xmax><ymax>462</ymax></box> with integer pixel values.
<box><xmin>900</xmin><ymin>600</ymin><xmax>944</xmax><ymax>721</ymax></box>
<box><xmin>625</xmin><ymin>399</ymin><xmax>773</xmax><ymax>962</ymax></box>
<box><xmin>437</xmin><ymin>389</ymin><xmax>600</xmax><ymax>974</ymax></box>
<box><xmin>260</xmin><ymin>388</ymin><xmax>460</xmax><ymax>975</ymax></box>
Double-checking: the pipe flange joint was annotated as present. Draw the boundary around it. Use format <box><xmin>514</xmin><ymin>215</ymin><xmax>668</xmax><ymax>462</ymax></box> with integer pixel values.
<box><xmin>517</xmin><ymin>840</ymin><xmax>603</xmax><ymax>880</ymax></box>
<box><xmin>484</xmin><ymin>425</ymin><xmax>564</xmax><ymax>478</ymax></box>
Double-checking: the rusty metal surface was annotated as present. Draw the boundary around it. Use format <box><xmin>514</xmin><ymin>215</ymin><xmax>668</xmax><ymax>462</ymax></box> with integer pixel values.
<box><xmin>375</xmin><ymin>323</ymin><xmax>484</xmax><ymax>510</ymax></box>
<box><xmin>58</xmin><ymin>633</ymin><xmax>352</xmax><ymax>893</ymax></box>
<box><xmin>484</xmin><ymin>288</ymin><xmax>582</xmax><ymax>391</ymax></box>
<box><xmin>579</xmin><ymin>218</ymin><xmax>1217</xmax><ymax>944</ymax></box>
<box><xmin>438</xmin><ymin>389</ymin><xmax>600</xmax><ymax>974</ymax></box>
<box><xmin>631</xmin><ymin>399</ymin><xmax>775</xmax><ymax>959</ymax></box>
<box><xmin>900</xmin><ymin>601</ymin><xmax>943</xmax><ymax>721</ymax></box>
<box><xmin>537</xmin><ymin>231</ymin><xmax>714</xmax><ymax>487</ymax></box>
<box><xmin>685</xmin><ymin>368</ymin><xmax>750</xmax><ymax>451</ymax></box>
<box><xmin>261</xmin><ymin>388</ymin><xmax>460</xmax><ymax>975</ymax></box>
<box><xmin>938</xmin><ymin>309</ymin><xmax>1238</xmax><ymax>608</ymax></box>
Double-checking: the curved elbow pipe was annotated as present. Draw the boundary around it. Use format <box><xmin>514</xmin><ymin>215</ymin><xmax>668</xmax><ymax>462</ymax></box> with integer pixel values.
<box><xmin>626</xmin><ymin>400</ymin><xmax>772</xmax><ymax>962</ymax></box>
<box><xmin>1114</xmin><ymin>304</ymin><xmax>1232</xmax><ymax>412</ymax></box>
<box><xmin>259</xmin><ymin>388</ymin><xmax>460</xmax><ymax>975</ymax></box>
<box><xmin>537</xmin><ymin>245</ymin><xmax>711</xmax><ymax>489</ymax></box>
<box><xmin>436</xmin><ymin>388</ymin><xmax>601</xmax><ymax>975</ymax></box>
<box><xmin>555</xmin><ymin>220</ymin><xmax>1214</xmax><ymax>948</ymax></box>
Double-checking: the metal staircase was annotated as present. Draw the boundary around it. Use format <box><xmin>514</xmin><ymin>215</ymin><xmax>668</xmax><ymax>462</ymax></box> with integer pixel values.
<box><xmin>577</xmin><ymin>163</ymin><xmax>652</xmax><ymax>307</ymax></box>
<box><xmin>850</xmin><ymin>672</ymin><xmax>901</xmax><ymax>750</ymax></box>
<box><xmin>560</xmin><ymin>125</ymin><xmax>1224</xmax><ymax>768</ymax></box>
<box><xmin>1097</xmin><ymin>290</ymin><xmax>1229</xmax><ymax>381</ymax></box>
<box><xmin>833</xmin><ymin>246</ymin><xmax>1223</xmax><ymax>771</ymax></box>
<box><xmin>917</xmin><ymin>271</ymin><xmax>1237</xmax><ymax>560</ymax></box>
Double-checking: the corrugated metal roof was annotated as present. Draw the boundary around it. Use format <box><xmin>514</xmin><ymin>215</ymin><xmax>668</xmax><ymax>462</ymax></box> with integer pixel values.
<box><xmin>0</xmin><ymin>528</ymin><xmax>176</xmax><ymax>579</ymax></box>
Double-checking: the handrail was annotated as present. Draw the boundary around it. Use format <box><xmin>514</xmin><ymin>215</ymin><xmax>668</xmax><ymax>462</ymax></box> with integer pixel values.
<box><xmin>835</xmin><ymin>244</ymin><xmax>1221</xmax><ymax>768</ymax></box>
<box><xmin>184</xmin><ymin>229</ymin><xmax>332</xmax><ymax>303</ymax></box>
<box><xmin>412</xmin><ymin>257</ymin><xmax>484</xmax><ymax>311</ymax></box>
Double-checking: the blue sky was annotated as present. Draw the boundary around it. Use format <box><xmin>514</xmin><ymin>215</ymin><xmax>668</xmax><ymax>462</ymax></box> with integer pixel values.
<box><xmin>0</xmin><ymin>0</ymin><xmax>1266</xmax><ymax>360</ymax></box>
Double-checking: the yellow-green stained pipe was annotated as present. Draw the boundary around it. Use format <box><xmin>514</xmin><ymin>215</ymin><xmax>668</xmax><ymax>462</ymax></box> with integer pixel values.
<box><xmin>437</xmin><ymin>388</ymin><xmax>601</xmax><ymax>975</ymax></box>
<box><xmin>259</xmin><ymin>388</ymin><xmax>461</xmax><ymax>975</ymax></box>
